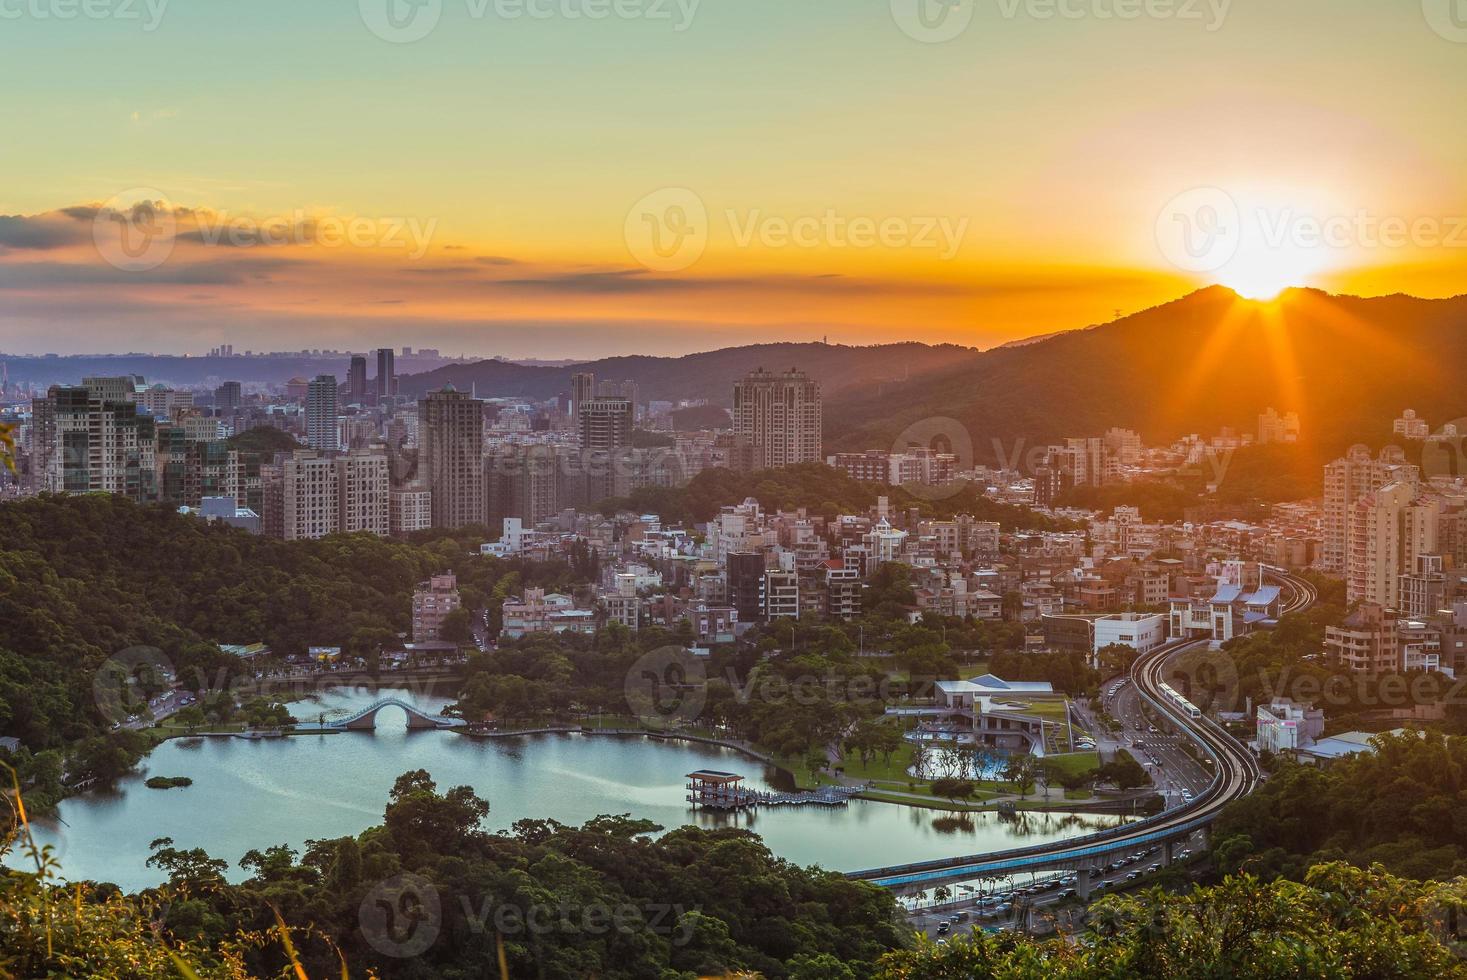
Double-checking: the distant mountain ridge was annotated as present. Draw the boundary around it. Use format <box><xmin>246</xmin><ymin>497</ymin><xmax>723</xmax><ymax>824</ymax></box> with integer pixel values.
<box><xmin>824</xmin><ymin>286</ymin><xmax>1467</xmax><ymax>465</ymax></box>
<box><xmin>398</xmin><ymin>341</ymin><xmax>980</xmax><ymax>405</ymax></box>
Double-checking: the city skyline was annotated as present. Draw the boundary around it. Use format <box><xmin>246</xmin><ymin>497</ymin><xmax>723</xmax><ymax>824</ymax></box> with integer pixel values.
<box><xmin>4</xmin><ymin>2</ymin><xmax>1467</xmax><ymax>356</ymax></box>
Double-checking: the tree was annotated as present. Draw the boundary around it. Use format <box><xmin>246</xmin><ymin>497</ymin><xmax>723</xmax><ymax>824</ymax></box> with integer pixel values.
<box><xmin>438</xmin><ymin>607</ymin><xmax>474</xmax><ymax>646</ymax></box>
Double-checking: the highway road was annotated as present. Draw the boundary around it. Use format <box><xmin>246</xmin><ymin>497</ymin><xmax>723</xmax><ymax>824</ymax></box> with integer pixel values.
<box><xmin>854</xmin><ymin>568</ymin><xmax>1316</xmax><ymax>893</ymax></box>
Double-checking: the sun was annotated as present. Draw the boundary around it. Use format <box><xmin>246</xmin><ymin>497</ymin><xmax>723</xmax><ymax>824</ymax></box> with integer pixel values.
<box><xmin>1217</xmin><ymin>243</ymin><xmax>1324</xmax><ymax>301</ymax></box>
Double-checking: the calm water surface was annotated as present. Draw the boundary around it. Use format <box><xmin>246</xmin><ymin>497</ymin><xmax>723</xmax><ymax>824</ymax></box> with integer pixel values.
<box><xmin>26</xmin><ymin>687</ymin><xmax>1132</xmax><ymax>891</ymax></box>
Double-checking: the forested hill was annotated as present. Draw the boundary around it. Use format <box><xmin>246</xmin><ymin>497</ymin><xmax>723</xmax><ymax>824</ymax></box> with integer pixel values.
<box><xmin>398</xmin><ymin>341</ymin><xmax>978</xmax><ymax>405</ymax></box>
<box><xmin>825</xmin><ymin>287</ymin><xmax>1467</xmax><ymax>468</ymax></box>
<box><xmin>0</xmin><ymin>495</ymin><xmax>570</xmax><ymax>756</ymax></box>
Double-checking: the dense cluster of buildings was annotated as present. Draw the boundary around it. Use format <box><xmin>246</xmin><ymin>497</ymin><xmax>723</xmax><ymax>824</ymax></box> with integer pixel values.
<box><xmin>11</xmin><ymin>350</ymin><xmax>1467</xmax><ymax>694</ymax></box>
<box><xmin>5</xmin><ymin>363</ymin><xmax>835</xmax><ymax>542</ymax></box>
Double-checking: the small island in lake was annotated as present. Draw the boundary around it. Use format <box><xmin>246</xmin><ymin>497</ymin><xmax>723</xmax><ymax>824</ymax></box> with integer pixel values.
<box><xmin>144</xmin><ymin>776</ymin><xmax>193</xmax><ymax>790</ymax></box>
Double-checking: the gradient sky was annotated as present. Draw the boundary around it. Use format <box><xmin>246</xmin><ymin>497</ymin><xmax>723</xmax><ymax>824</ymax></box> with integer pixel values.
<box><xmin>2</xmin><ymin>0</ymin><xmax>1466</xmax><ymax>357</ymax></box>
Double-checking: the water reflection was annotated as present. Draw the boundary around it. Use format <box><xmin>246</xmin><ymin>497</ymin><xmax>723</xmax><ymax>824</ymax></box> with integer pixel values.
<box><xmin>23</xmin><ymin>687</ymin><xmax>1134</xmax><ymax>892</ymax></box>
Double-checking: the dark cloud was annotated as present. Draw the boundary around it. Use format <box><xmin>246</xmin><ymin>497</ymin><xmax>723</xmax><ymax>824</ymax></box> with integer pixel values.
<box><xmin>0</xmin><ymin>213</ymin><xmax>89</xmax><ymax>250</ymax></box>
<box><xmin>0</xmin><ymin>256</ymin><xmax>301</xmax><ymax>288</ymax></box>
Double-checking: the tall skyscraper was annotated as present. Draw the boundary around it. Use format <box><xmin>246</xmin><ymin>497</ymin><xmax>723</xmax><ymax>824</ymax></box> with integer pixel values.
<box><xmin>305</xmin><ymin>375</ymin><xmax>340</xmax><ymax>451</ymax></box>
<box><xmin>375</xmin><ymin>348</ymin><xmax>397</xmax><ymax>403</ymax></box>
<box><xmin>348</xmin><ymin>356</ymin><xmax>368</xmax><ymax>404</ymax></box>
<box><xmin>570</xmin><ymin>372</ymin><xmax>596</xmax><ymax>420</ymax></box>
<box><xmin>419</xmin><ymin>386</ymin><xmax>485</xmax><ymax>528</ymax></box>
<box><xmin>731</xmin><ymin>368</ymin><xmax>822</xmax><ymax>471</ymax></box>
<box><xmin>1323</xmin><ymin>445</ymin><xmax>1418</xmax><ymax>575</ymax></box>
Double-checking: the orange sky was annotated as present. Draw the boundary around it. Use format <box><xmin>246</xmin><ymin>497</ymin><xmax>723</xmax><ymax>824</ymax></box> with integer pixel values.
<box><xmin>2</xmin><ymin>2</ymin><xmax>1466</xmax><ymax>356</ymax></box>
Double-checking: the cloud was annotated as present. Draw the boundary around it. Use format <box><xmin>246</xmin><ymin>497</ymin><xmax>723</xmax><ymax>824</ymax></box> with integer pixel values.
<box><xmin>0</xmin><ymin>211</ymin><xmax>92</xmax><ymax>251</ymax></box>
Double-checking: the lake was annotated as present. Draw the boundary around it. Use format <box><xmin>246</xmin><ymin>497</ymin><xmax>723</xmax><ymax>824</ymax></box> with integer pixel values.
<box><xmin>24</xmin><ymin>686</ymin><xmax>1132</xmax><ymax>892</ymax></box>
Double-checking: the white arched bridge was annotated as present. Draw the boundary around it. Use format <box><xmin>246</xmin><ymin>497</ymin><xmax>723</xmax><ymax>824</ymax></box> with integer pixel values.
<box><xmin>326</xmin><ymin>698</ymin><xmax>465</xmax><ymax>732</ymax></box>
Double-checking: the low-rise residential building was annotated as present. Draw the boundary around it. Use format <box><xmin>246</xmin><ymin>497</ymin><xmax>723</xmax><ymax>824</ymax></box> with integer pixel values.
<box><xmin>412</xmin><ymin>573</ymin><xmax>461</xmax><ymax>643</ymax></box>
<box><xmin>1255</xmin><ymin>698</ymin><xmax>1325</xmax><ymax>754</ymax></box>
<box><xmin>501</xmin><ymin>589</ymin><xmax>596</xmax><ymax>639</ymax></box>
<box><xmin>1325</xmin><ymin>602</ymin><xmax>1400</xmax><ymax>674</ymax></box>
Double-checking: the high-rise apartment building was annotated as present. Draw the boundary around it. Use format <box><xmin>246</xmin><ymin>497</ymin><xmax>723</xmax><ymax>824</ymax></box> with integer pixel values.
<box><xmin>42</xmin><ymin>385</ymin><xmax>157</xmax><ymax>498</ymax></box>
<box><xmin>305</xmin><ymin>375</ymin><xmax>339</xmax><ymax>452</ymax></box>
<box><xmin>276</xmin><ymin>450</ymin><xmax>339</xmax><ymax>541</ymax></box>
<box><xmin>347</xmin><ymin>356</ymin><xmax>369</xmax><ymax>404</ymax></box>
<box><xmin>577</xmin><ymin>397</ymin><xmax>633</xmax><ymax>452</ymax></box>
<box><xmin>1323</xmin><ymin>445</ymin><xmax>1418</xmax><ymax>575</ymax></box>
<box><xmin>265</xmin><ymin>447</ymin><xmax>389</xmax><ymax>540</ymax></box>
<box><xmin>390</xmin><ymin>484</ymin><xmax>433</xmax><ymax>537</ymax></box>
<box><xmin>730</xmin><ymin>368</ymin><xmax>822</xmax><ymax>471</ymax></box>
<box><xmin>214</xmin><ymin>381</ymin><xmax>243</xmax><ymax>412</ymax></box>
<box><xmin>570</xmin><ymin>372</ymin><xmax>596</xmax><ymax>419</ymax></box>
<box><xmin>1347</xmin><ymin>480</ymin><xmax>1439</xmax><ymax>609</ymax></box>
<box><xmin>375</xmin><ymin>348</ymin><xmax>396</xmax><ymax>403</ymax></box>
<box><xmin>336</xmin><ymin>447</ymin><xmax>390</xmax><ymax>536</ymax></box>
<box><xmin>419</xmin><ymin>387</ymin><xmax>485</xmax><ymax>528</ymax></box>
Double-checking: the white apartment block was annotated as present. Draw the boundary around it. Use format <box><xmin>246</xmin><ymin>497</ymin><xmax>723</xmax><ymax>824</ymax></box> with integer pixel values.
<box><xmin>391</xmin><ymin>486</ymin><xmax>433</xmax><ymax>537</ymax></box>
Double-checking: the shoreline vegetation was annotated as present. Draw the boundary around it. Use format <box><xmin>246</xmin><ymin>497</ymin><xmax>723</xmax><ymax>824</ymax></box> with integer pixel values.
<box><xmin>143</xmin><ymin>775</ymin><xmax>192</xmax><ymax>790</ymax></box>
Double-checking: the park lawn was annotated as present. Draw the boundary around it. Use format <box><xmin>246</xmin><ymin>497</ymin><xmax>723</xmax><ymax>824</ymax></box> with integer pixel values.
<box><xmin>834</xmin><ymin>742</ymin><xmax>920</xmax><ymax>783</ymax></box>
<box><xmin>957</xmin><ymin>662</ymin><xmax>992</xmax><ymax>680</ymax></box>
<box><xmin>1042</xmin><ymin>751</ymin><xmax>1102</xmax><ymax>777</ymax></box>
